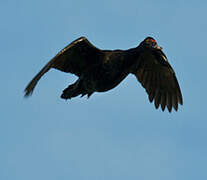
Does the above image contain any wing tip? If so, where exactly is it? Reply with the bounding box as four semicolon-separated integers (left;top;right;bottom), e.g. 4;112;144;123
149;93;183;113
24;86;34;98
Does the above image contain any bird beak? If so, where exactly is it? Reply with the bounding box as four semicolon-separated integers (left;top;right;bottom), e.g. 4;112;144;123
155;44;163;50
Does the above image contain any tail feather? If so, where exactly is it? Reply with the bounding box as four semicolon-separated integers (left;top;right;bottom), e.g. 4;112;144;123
24;60;54;97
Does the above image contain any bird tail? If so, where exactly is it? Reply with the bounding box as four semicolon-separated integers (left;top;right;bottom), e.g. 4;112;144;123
24;60;54;97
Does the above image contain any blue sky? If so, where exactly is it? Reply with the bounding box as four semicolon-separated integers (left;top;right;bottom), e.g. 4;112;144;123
1;0;207;179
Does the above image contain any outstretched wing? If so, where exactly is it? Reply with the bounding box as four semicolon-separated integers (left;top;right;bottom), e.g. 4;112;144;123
133;48;183;112
24;37;102;97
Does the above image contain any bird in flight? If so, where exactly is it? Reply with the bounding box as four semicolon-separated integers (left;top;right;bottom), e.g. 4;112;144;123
24;36;183;112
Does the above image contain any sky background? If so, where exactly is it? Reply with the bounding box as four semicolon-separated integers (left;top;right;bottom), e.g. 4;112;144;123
1;0;207;179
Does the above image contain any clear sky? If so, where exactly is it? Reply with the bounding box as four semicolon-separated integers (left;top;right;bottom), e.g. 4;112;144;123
1;0;207;179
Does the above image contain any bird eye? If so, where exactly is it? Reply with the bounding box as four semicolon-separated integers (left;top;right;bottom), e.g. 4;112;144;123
145;38;157;48
152;42;156;47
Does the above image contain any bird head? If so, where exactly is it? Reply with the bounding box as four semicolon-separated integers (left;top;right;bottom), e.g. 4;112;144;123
141;37;163;50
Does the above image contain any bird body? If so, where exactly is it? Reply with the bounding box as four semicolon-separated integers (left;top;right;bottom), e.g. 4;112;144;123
24;36;183;112
91;50;135;92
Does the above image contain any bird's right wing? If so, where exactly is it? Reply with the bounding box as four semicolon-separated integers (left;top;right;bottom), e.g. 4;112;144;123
132;48;183;112
24;37;102;97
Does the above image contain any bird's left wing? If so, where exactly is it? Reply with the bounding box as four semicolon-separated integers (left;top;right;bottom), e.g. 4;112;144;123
132;48;183;112
24;37;102;97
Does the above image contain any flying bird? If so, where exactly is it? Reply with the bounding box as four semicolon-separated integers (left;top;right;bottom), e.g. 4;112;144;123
24;36;183;112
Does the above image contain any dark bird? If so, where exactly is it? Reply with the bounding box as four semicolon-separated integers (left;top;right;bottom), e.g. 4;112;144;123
24;36;183;112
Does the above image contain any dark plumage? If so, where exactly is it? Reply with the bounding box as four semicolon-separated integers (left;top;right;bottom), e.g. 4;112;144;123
24;36;183;112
